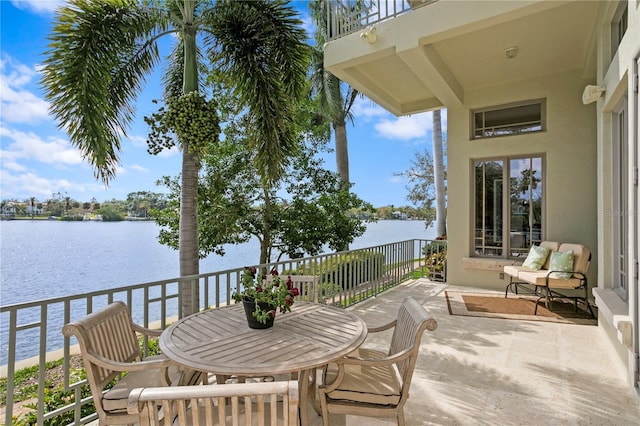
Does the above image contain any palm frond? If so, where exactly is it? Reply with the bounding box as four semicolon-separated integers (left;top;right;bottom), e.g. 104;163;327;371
41;0;164;183
204;0;310;183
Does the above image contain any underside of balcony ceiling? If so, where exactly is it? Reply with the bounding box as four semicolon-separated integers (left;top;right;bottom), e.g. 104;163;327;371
324;0;599;116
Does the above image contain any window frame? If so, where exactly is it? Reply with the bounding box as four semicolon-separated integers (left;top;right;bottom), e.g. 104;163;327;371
470;99;546;140
472;155;545;259
612;98;629;301
610;1;628;59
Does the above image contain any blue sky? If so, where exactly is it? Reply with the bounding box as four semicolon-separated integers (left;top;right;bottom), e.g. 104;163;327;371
0;0;446;208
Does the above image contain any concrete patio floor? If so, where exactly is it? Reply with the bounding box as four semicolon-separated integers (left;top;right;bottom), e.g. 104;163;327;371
310;278;640;426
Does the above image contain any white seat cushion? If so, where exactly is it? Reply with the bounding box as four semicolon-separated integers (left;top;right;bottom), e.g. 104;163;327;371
102;356;181;413
517;270;583;289
324;348;401;406
504;265;529;278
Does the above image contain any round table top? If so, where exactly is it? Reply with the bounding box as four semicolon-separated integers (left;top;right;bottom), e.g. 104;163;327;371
160;302;368;376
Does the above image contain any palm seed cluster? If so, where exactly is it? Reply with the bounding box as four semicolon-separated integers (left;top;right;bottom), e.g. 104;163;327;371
145;91;220;156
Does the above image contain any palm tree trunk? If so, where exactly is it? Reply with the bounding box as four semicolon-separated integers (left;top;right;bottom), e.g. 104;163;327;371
260;187;272;266
180;27;200;316
432;109;446;237
334;122;350;183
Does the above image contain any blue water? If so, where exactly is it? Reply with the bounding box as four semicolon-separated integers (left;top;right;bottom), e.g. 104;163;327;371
0;220;433;305
0;219;434;363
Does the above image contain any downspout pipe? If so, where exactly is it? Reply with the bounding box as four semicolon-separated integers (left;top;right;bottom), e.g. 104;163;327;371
633;55;639;394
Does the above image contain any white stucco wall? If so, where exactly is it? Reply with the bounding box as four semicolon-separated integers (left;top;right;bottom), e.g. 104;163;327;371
446;69;598;291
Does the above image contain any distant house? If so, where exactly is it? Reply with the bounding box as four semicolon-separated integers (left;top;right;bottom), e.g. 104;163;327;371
25;204;44;216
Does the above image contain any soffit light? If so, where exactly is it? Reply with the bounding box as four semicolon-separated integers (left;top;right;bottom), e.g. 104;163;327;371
361;26;377;44
505;46;518;59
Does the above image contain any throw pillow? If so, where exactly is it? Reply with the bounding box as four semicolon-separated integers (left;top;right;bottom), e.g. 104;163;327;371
522;245;550;270
548;250;574;279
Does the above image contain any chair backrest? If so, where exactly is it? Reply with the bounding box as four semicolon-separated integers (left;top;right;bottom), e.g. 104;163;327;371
267;274;319;303
128;380;299;426
539;241;561;269
388;297;438;393
62;301;141;403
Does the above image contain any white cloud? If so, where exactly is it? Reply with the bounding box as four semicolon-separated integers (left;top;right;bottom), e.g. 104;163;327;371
352;97;389;120
157;145;181;158
0;169;71;200
0;55;50;124
388;175;403;184
374;113;432;141
130;164;149;172
10;0;64;14
127;135;149;148
0;126;83;166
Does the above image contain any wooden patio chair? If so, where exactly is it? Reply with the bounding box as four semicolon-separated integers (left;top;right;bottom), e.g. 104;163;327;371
266;274;320;303
62;301;202;425
127;380;299;426
318;296;437;426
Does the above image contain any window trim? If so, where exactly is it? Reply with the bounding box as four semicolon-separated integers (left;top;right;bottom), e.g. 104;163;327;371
470;98;546;140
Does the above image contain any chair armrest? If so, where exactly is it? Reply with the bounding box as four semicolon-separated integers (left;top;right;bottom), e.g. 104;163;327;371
86;351;172;372
337;347;413;367
131;322;163;337
366;318;397;333
545;270;587;288
321;348;414;394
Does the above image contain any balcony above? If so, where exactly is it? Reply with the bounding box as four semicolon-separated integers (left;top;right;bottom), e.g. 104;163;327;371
324;0;599;115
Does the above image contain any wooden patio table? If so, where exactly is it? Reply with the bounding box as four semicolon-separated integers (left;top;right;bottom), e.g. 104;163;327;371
160;302;368;425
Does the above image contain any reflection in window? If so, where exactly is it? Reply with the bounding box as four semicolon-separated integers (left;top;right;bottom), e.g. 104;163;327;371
474;157;543;257
472;100;545;139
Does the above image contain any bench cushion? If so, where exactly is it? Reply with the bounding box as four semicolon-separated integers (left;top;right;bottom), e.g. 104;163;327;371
324;348;401;406
517;270;583;289
504;265;530;278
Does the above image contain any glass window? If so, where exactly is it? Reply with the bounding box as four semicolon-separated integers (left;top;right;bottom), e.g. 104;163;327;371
611;2;628;58
472;99;545;139
474;156;543;257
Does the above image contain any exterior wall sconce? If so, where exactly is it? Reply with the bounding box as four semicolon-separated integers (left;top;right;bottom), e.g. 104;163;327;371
361;26;377;44
582;85;606;104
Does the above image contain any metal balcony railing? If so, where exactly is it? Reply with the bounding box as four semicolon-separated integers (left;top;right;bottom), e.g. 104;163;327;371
326;0;438;41
1;239;446;425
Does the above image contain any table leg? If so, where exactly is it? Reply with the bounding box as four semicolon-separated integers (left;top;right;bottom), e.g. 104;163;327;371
298;369;310;426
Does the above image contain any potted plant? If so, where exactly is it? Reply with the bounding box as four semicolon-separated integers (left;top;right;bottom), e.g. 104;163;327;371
233;267;299;328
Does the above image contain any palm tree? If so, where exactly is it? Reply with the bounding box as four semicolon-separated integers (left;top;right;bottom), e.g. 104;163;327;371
309;0;359;185
29;197;36;219
42;0;308;315
432;109;446;237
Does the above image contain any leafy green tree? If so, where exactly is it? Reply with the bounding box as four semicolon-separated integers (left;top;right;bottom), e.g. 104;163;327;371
152;83;374;264
98;205;125;221
396;149;437;229
42;0;309;315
